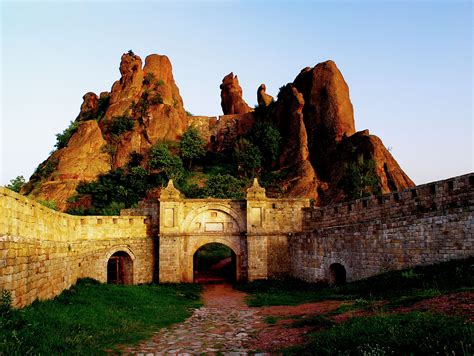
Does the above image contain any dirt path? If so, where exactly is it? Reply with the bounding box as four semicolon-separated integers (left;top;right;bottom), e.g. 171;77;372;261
122;284;260;354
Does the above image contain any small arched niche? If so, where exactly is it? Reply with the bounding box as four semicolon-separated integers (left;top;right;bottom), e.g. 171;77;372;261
329;263;347;285
107;251;133;285
193;243;236;283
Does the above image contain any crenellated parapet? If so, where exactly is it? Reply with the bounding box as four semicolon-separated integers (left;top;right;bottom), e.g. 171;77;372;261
302;173;473;231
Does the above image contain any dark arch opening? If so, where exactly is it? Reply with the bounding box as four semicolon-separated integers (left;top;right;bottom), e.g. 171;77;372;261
193;243;236;283
329;263;347;285
107;251;133;285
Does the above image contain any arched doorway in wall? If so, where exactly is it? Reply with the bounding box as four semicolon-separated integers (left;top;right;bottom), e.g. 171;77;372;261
193;243;236;283
107;251;133;285
329;263;347;285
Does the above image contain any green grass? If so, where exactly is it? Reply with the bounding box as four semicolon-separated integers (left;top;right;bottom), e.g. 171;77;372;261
0;279;202;355
236;257;474;307
284;312;473;355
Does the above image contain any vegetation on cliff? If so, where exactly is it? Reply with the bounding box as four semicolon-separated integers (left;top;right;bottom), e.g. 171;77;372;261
18;51;415;212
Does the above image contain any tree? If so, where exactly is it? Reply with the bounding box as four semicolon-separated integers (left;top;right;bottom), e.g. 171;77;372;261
149;143;185;181
340;154;381;200
5;176;25;193
179;126;206;169
250;121;281;164
55;121;79;149
234;138;262;178
202;174;245;199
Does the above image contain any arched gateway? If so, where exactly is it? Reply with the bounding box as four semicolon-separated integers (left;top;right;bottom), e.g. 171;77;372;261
157;179;310;283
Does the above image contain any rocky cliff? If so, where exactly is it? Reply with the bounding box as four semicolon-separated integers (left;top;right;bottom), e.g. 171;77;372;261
22;52;189;210
22;52;414;210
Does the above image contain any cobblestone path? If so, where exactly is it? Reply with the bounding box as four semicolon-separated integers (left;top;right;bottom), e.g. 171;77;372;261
122;284;262;355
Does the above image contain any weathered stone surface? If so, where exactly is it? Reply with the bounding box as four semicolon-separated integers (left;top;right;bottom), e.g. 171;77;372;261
77;92;99;121
333;130;415;194
25;52;190;205
293;60;355;148
1;173;473;308
273;84;318;200
26;120;111;210
110;52;144;105
293;173;473;283
24;54;414;209
257;84;273;107
220;72;252;115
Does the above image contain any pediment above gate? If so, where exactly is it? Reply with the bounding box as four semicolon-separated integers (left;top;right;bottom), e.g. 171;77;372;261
185;209;241;234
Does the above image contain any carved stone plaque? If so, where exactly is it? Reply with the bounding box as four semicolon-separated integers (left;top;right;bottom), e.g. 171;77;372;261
205;222;224;232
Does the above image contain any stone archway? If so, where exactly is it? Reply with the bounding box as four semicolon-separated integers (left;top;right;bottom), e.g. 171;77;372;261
107;251;133;285
104;246;136;284
193;242;237;283
329;263;347;285
179;206;245;283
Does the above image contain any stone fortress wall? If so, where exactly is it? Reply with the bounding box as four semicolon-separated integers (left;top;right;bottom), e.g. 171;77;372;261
0;187;154;307
291;173;474;282
1;173;473;308
188;113;255;150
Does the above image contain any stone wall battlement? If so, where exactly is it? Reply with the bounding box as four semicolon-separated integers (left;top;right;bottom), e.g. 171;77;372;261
303;173;473;231
1;187;149;241
0;187;153;307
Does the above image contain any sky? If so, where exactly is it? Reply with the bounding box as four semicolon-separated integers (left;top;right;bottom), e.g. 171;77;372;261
1;0;472;186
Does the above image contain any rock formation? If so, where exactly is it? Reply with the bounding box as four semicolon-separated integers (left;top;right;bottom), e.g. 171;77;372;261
220;73;252;115
257;84;273;107
22;53;414;210
267;60;413;203
23;51;189;208
272;84;318;199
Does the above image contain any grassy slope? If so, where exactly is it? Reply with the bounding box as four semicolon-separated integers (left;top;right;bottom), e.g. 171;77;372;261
236;257;474;307
237;258;474;355
0;279;201;355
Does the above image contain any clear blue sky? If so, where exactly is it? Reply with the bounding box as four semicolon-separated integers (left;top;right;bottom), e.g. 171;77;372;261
1;0;472;186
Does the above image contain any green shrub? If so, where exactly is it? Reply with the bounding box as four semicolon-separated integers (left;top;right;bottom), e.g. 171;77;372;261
34;157;59;180
249;121;281;163
149;143;185;181
339;154;381;200
201;174;246;199
234;138;262;178
288;313;473;355
142;72;156;86
105;115;134;137
69;167;157;215
5;175;25;193
38;200;57;211
96;94;110;121
179;126;206;169
55;120;79;149
149;92;163;105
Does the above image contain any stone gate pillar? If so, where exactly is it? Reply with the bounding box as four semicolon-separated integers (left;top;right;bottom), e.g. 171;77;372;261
159;180;183;282
246;178;269;281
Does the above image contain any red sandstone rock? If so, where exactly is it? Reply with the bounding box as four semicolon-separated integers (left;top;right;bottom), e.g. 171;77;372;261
257;84;273;107
25;51;190;208
293;61;355;177
24;54;414;210
220;73;252;115
77;92;99;121
26;120;111;210
272;84;318;200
